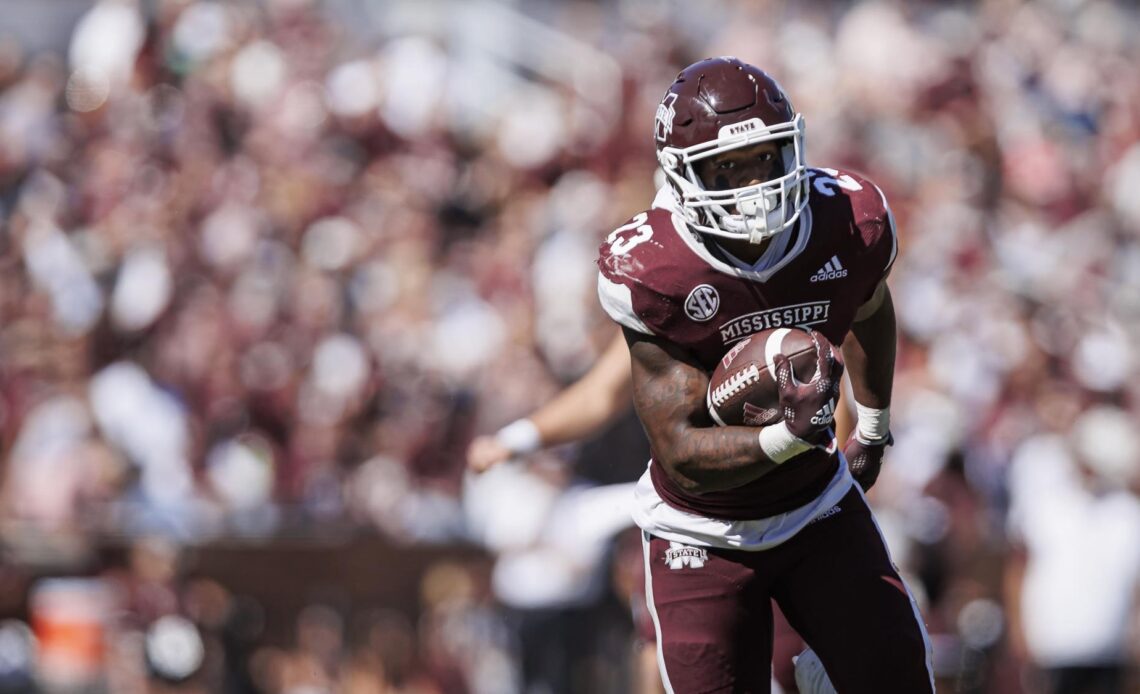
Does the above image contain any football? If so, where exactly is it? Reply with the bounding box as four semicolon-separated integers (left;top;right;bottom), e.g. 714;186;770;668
706;327;821;426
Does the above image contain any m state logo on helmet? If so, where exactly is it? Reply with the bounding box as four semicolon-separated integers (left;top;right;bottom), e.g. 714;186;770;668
655;92;679;142
655;57;810;245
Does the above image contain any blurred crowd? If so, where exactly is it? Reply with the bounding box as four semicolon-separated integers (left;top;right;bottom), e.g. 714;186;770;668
0;0;1139;691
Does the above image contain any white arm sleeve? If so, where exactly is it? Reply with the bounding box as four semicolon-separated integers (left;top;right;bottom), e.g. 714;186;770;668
597;273;654;335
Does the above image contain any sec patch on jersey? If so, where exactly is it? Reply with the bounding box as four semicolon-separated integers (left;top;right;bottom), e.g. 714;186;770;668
706;327;819;426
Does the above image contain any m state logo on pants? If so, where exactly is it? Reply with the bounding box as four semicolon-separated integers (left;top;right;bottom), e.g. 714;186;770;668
665;542;708;569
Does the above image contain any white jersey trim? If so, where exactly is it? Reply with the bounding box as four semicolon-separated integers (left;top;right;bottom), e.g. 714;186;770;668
714;225;794;273
642;532;677;694
631;456;854;551
651;184;678;211
597;273;654;335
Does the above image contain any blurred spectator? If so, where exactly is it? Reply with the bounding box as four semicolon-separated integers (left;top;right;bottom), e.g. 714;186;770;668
1004;410;1140;694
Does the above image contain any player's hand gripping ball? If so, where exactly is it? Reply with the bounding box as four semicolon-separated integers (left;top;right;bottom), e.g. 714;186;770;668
707;328;843;441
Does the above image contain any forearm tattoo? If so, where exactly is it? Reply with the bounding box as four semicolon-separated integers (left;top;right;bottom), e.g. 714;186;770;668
625;329;782;492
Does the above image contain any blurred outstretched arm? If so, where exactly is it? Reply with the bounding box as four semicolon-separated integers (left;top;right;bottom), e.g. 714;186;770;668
467;329;633;473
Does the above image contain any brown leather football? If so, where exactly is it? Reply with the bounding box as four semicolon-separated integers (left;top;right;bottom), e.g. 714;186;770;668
706;327;820;426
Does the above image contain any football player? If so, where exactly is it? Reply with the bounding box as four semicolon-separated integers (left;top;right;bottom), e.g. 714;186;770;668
596;57;933;692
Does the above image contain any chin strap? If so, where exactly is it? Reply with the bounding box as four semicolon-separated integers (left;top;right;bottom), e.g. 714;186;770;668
747;221;774;245
726;193;783;244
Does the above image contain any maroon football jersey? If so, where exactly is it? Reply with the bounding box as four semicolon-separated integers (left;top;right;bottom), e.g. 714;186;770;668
597;167;897;520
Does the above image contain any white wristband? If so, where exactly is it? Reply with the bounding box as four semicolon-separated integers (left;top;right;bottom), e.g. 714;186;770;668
758;422;813;463
496;418;542;455
854;403;890;443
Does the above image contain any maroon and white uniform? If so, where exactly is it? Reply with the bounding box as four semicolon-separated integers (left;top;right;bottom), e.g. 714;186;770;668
598;171;935;693
617;57;933;693
598;167;896;546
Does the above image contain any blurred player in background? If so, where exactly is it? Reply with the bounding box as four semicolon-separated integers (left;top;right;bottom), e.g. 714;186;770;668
468;331;633;477
596;57;931;692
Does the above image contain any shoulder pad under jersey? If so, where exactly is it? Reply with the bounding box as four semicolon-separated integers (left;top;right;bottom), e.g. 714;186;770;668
596;207;692;335
807;167;898;280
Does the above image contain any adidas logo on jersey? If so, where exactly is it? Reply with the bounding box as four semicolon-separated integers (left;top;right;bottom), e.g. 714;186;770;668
809;256;848;282
810;400;835;426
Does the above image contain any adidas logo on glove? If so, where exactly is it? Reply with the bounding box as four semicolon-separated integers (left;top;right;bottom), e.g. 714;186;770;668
810;400;836;426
